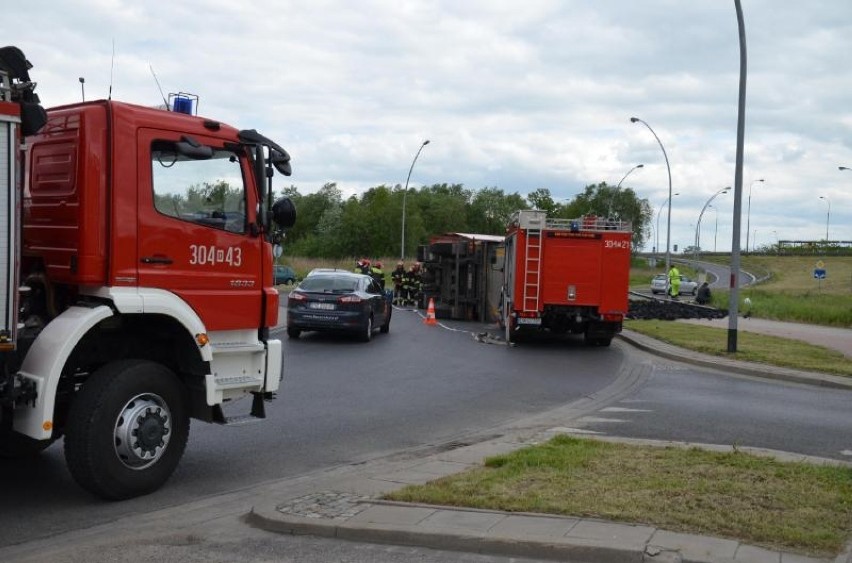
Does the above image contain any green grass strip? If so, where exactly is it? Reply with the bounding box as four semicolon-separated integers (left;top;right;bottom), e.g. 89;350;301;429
386;436;852;556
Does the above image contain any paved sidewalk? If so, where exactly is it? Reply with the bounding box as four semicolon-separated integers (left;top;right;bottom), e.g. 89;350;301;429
248;328;852;563
675;317;852;359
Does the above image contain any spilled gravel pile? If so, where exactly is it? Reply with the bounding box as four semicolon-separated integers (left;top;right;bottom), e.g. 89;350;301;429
627;299;728;321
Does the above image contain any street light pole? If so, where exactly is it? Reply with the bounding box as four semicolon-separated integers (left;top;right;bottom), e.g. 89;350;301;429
608;164;644;217
728;0;748;353
745;178;763;253
400;140;430;260
655;193;679;256
695;187;729;259
631;117;672;271
710;205;719;253
819;195;831;241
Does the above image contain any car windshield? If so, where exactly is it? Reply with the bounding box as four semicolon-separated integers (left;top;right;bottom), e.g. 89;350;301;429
298;276;359;293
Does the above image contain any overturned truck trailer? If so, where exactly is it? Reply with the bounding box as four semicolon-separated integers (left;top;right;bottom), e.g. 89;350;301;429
417;233;505;322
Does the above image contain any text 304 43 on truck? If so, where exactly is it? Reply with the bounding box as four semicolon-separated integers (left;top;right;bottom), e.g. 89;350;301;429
0;46;296;500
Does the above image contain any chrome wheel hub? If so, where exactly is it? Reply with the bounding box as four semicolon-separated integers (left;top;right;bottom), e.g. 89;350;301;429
113;393;172;470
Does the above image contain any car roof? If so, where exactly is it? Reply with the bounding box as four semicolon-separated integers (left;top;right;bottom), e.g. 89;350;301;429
306;268;353;276
304;270;372;281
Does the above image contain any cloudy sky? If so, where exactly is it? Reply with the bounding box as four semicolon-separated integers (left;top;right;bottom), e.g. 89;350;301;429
8;0;852;252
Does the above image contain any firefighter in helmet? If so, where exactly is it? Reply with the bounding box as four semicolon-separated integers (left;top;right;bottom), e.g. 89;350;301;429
402;262;423;307
370;260;385;289
355;258;371;275
391;261;405;305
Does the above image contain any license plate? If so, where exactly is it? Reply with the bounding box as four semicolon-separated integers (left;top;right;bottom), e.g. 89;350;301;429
516;317;541;325
309;302;336;310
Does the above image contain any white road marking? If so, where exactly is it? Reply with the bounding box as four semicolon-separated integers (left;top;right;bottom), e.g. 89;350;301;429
546;427;603;435
577;417;628;424
601;407;653;413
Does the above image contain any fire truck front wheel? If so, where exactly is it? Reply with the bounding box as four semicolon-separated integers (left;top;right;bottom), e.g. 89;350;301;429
64;360;190;500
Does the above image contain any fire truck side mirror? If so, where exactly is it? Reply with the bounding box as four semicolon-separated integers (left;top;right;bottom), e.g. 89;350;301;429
271;197;296;229
270;149;292;177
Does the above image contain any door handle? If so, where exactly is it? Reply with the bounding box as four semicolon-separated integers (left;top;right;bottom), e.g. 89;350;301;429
141;256;173;265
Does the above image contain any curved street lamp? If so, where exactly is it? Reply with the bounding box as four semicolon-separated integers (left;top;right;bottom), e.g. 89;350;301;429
631;117;673;271
655;193;679;256
708;204;719;252
744;178;764;253
400;140;430;260
819;195;831;241
695;187;730;258
608;164;644;217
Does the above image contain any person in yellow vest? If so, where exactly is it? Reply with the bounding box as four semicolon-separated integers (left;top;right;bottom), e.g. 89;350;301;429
369;261;385;289
668;264;681;299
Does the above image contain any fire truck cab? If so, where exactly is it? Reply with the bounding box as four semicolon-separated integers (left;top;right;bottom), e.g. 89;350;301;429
0;46;296;499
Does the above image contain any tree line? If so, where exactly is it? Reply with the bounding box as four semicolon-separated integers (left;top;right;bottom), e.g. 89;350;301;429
277;182;653;259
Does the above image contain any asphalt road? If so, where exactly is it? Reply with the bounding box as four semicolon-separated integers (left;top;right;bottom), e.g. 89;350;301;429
0;305;624;548
564;349;852;461
2;304;852;561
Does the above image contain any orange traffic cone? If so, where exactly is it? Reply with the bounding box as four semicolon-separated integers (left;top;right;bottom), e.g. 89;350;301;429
424;298;437;325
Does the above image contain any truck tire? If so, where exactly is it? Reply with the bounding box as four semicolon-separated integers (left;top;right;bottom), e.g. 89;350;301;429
64;360;189;500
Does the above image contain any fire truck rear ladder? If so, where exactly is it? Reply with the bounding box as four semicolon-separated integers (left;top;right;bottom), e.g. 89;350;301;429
522;228;542;312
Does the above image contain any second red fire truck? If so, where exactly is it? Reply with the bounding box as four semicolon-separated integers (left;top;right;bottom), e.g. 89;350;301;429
500;210;632;346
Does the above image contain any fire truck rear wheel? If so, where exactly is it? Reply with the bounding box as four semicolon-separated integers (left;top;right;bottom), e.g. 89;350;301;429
64;360;189;500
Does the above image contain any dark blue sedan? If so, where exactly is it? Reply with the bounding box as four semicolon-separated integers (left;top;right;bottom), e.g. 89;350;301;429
286;271;392;342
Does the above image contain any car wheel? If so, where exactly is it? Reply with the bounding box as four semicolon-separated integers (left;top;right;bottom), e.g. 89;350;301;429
359;315;373;342
287;327;301;339
64;360;189;500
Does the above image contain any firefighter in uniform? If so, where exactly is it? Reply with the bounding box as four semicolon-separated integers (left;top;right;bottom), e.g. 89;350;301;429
355;258;370;275
401;265;416;307
391;261;406;305
370;261;385;289
402;262;423;307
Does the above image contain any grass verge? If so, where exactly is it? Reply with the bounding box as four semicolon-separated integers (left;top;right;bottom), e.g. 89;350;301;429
623;320;852;377
385;436;852;556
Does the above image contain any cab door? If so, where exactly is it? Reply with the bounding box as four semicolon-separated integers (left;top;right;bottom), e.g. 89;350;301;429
136;128;263;330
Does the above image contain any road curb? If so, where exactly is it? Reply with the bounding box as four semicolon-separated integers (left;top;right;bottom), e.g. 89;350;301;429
617;330;852;390
247;501;650;563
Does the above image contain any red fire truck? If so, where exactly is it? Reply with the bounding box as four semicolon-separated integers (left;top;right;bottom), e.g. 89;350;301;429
500;210;632;346
0;46;295;499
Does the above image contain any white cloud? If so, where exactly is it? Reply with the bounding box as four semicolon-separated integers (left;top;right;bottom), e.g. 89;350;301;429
6;0;852;248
